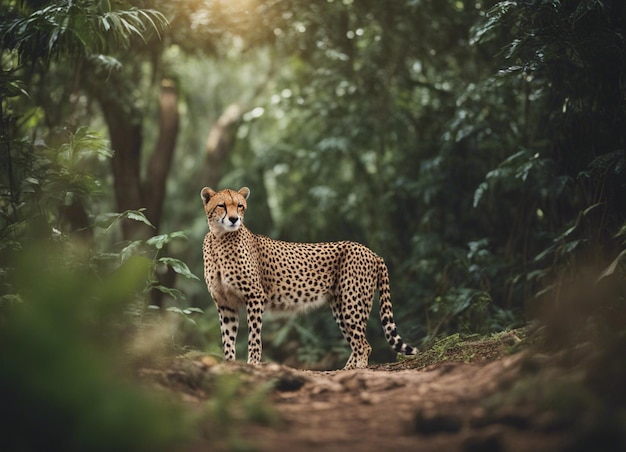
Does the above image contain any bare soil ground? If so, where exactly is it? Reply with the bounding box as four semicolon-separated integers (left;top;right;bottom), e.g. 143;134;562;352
140;330;593;451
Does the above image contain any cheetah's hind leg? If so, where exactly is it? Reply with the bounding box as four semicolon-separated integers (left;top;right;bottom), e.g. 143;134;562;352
329;299;372;370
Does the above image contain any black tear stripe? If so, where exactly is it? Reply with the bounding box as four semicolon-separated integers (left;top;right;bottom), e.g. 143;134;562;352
207;205;219;218
208;203;227;223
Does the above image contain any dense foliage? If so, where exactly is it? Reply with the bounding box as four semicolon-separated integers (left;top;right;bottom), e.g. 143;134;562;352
1;0;624;405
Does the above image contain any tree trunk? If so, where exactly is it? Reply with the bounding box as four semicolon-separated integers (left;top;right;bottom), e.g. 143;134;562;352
99;79;180;240
99;79;180;307
99;94;150;240
144;79;180;230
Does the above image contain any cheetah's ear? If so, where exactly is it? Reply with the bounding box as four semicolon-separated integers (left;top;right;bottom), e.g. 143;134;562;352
201;187;216;204
238;187;250;200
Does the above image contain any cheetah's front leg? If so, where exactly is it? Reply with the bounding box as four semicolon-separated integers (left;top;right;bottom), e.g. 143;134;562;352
217;305;239;361
246;300;265;365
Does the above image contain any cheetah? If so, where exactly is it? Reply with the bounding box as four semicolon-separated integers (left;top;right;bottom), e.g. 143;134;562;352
201;186;418;369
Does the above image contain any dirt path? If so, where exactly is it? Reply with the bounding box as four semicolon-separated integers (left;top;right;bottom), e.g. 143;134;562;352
242;356;566;452
143;331;579;451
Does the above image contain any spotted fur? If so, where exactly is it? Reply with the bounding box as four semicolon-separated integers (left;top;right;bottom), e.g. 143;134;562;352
201;186;418;369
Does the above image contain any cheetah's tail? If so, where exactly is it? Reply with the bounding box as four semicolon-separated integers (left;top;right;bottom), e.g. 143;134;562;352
377;258;418;356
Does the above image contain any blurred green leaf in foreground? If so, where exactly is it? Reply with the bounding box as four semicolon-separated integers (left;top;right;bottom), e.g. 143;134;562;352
0;243;192;452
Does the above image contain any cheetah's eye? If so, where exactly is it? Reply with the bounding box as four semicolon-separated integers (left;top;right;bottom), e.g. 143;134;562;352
217;203;226;209
238;204;244;210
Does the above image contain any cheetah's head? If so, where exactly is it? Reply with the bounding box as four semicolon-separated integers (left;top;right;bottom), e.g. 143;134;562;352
201;186;250;237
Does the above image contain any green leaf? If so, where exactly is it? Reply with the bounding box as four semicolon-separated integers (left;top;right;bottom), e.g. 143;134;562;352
93;212;123;230
115;240;146;265
169;231;189;240
473;181;489;208
152;285;185;300
534;243;556;263
596;249;626;283
158;257;200;281
146;231;189;250
94;209;154;231
126;210;155;228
